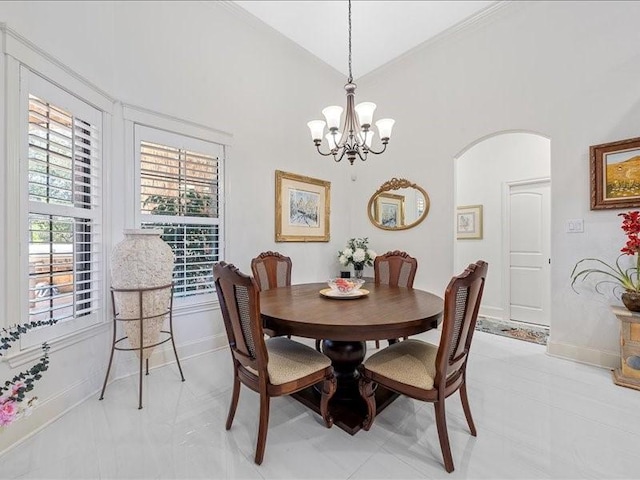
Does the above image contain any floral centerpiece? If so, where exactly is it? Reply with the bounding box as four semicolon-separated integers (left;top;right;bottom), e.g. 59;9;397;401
571;211;640;310
338;237;377;279
0;320;54;428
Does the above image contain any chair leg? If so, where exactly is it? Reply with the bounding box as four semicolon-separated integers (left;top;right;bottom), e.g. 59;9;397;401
459;380;477;436
358;371;376;431
320;374;337;428
315;339;322;352
434;400;455;473
226;373;241;430
375;340;380;349
255;393;270;465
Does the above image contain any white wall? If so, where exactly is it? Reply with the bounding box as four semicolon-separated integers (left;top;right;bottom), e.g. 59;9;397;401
0;1;350;451
352;1;640;367
455;132;550;321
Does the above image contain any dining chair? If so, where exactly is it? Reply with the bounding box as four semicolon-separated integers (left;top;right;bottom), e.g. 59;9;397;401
213;261;337;465
358;260;488;473
251;251;292;292
251;251;292;338
373;250;418;347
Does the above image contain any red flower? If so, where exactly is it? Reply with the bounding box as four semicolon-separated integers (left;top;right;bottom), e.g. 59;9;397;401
620;211;640;255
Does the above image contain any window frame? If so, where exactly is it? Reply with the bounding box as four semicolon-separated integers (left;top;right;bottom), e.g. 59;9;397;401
18;68;105;349
125;109;231;309
2;26;114;360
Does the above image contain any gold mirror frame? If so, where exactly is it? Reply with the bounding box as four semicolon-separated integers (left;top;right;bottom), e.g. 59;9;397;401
367;178;430;231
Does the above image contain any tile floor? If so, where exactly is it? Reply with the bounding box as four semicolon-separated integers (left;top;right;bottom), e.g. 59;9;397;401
2;329;639;479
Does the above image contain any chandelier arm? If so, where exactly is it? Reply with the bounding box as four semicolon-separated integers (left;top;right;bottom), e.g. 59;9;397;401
336;147;348;163
364;142;388;155
315;144;336;157
356;148;368;162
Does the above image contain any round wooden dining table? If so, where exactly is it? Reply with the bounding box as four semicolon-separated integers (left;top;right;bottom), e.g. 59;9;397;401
260;282;443;434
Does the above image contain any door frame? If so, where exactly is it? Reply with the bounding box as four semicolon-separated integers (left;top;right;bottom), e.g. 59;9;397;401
501;177;551;324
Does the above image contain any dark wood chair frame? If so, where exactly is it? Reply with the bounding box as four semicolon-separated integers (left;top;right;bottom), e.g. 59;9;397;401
214;261;337;465
359;260;488;473
373;250;419;346
251;251;293;339
250;251;292;292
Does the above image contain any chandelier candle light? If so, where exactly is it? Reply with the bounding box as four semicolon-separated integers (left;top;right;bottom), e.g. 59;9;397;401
307;0;395;165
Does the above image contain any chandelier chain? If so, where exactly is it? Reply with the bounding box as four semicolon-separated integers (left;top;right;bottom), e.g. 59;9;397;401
348;0;353;83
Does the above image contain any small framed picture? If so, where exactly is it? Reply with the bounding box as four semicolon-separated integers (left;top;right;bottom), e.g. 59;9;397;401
374;192;405;228
275;170;330;242
456;205;483;240
590;136;640;210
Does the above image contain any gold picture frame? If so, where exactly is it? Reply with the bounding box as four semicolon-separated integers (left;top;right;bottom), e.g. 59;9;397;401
590;136;640;210
275;170;330;242
374;192;405;228
456;205;483;240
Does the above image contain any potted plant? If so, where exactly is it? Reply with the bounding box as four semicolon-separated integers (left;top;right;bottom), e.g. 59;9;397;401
338;238;376;279
571;211;640;311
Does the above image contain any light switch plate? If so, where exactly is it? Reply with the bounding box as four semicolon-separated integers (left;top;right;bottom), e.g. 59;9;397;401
566;219;584;233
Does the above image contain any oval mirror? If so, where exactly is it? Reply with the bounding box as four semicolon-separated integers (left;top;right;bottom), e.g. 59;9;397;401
367;178;430;231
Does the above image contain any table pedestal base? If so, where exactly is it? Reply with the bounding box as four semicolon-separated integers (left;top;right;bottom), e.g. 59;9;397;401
293;383;398;435
298;339;398;435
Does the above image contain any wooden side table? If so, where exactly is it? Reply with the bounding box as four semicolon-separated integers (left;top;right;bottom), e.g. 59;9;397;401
611;306;640;391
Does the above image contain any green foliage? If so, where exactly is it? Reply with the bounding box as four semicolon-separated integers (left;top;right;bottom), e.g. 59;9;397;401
570;254;640;297
0;320;56;403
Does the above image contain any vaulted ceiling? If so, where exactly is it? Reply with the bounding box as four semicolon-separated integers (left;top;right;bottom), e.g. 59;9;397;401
232;1;500;79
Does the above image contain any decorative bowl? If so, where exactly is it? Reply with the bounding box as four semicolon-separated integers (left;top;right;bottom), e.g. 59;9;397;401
327;277;365;295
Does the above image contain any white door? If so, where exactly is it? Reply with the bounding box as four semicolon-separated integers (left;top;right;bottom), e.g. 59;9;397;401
508;181;550;326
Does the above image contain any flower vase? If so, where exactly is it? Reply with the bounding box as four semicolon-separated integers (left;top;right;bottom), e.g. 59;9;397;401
622;291;640;312
110;229;175;360
353;264;364;279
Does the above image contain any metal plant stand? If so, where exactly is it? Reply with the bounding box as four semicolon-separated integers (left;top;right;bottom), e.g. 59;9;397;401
99;284;185;409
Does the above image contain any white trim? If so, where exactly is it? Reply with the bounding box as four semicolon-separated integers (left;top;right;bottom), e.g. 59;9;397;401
3;56;21;332
547;341;618;370
1;24;114;112
479;305;504;321
0;28;6;330
5;322;110;368
122;103;233;146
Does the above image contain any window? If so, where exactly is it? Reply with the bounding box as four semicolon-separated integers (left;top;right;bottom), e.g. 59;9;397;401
136;126;223;299
25;72;103;331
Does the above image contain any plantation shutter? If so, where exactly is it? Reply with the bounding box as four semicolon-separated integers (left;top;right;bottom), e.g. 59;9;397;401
27;74;102;325
137;127;223;298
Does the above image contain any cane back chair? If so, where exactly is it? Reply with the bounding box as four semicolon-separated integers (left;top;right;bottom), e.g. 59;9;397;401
373;250;418;346
213;261;337;465
359;260;488;473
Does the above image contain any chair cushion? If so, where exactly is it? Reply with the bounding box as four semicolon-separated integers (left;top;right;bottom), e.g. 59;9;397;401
248;337;331;385
363;339;438;390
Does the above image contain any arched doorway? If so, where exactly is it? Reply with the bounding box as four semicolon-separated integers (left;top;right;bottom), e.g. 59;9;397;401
454;131;551;344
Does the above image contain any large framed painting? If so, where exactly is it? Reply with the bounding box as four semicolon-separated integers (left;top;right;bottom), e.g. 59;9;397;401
456;205;483;240
591;137;640;210
374;192;405;228
275;170;330;242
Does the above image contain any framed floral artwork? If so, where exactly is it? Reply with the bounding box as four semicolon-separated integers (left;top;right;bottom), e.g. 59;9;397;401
591;136;640;210
275;170;330;242
456;205;483;239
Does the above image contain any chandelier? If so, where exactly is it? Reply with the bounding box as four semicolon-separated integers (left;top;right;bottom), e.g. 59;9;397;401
307;0;395;165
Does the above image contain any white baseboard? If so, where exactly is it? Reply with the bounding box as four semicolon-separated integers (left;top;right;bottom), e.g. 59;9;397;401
0;333;227;456
479;305;504;321
547;340;619;369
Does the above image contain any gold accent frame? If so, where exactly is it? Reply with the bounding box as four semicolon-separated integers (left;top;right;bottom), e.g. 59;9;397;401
367;178;430;231
456;205;483;240
275;170;330;242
